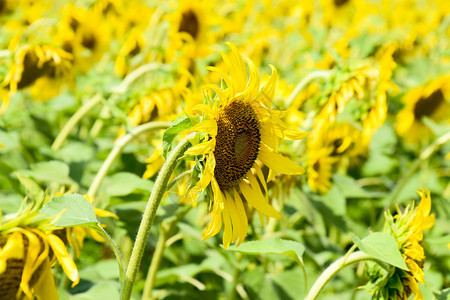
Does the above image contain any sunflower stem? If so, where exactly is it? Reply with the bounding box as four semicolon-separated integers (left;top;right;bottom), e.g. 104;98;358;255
305;251;384;300
385;131;450;209
51;93;103;151
285;70;333;108
87;121;171;202
120;133;194;300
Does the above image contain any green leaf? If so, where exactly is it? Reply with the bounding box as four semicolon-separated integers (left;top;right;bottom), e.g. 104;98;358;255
69;282;120;300
39;194;98;227
162;115;199;159
350;232;408;270
17;160;74;185
227;238;305;265
103;172;153;196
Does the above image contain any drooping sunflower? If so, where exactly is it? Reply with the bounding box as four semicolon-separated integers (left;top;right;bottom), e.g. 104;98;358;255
368;188;435;299
396;75;450;144
182;43;308;248
0;197;80;300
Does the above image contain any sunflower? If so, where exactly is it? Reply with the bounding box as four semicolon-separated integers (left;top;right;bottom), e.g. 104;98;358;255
368;189;435;299
56;3;111;72
3;44;73;93
182;43;308;248
165;0;219;69
306;122;363;194
0;197;80;300
396;75;450;144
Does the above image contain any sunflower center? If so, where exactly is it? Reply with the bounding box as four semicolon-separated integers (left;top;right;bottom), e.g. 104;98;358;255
214;101;261;191
178;10;199;39
413;89;444;120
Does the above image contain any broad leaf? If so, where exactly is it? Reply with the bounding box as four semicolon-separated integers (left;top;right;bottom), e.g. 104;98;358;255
18;160;74;184
104;172;153;196
351;232;408;270
227;238;305;265
39;194;98;227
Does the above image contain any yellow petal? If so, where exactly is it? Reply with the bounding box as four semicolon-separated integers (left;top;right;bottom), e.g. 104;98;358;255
225;192;240;244
31;258;59;300
221;196;233;250
255;65;277;108
47;234;79;287
20;230;42;299
233;189;248;246
94;208;119;219
192;103;219;120
202;85;228;107
259;144;305;175
0;232;24;274
205;66;233;97
224;42;247;94
239;180;281;220
185;139;215;156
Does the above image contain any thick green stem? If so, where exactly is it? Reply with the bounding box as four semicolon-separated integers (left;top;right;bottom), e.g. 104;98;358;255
51;93;103;150
285;70;333;108
120;133;193;300
385;131;450;208
305;251;383;300
87;121;171;201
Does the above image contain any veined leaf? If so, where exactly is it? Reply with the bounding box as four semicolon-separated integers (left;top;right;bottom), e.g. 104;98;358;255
351;232;408;270
39;194;98;227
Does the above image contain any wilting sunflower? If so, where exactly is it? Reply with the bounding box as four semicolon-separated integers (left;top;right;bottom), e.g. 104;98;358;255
367;189;435;299
182;43;308;248
4;44;73;93
0;196;79;300
396;75;450;144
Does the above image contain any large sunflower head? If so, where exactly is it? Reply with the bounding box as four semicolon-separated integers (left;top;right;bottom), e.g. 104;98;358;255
182;42;308;248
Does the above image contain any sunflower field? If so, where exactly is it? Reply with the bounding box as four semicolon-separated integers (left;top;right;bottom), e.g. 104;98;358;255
0;0;449;299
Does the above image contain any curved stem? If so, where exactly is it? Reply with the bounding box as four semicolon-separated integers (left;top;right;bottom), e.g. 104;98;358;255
385;131;450;208
87;121;171;201
120;133;194;300
305;251;383;300
51;93;103;150
285;70;333;108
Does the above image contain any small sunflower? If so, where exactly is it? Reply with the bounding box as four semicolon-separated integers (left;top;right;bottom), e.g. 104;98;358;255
306;122;363;194
396;75;450;144
182;43;308;248
368;188;435;299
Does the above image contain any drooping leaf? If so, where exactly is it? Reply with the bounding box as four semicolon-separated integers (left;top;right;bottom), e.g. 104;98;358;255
351;232;408;270
227;238;305;265
39;193;97;227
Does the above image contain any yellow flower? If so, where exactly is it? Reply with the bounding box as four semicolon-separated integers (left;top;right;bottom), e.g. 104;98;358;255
306;122;364;194
3;44;73;93
0;197;80;299
396;75;450;144
307;147;338;194
381;188;435;299
55;3;111;72
182;43;308;248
